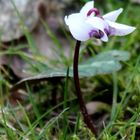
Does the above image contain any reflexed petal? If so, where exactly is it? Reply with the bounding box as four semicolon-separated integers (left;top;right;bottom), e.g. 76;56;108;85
100;32;108;42
64;13;93;41
103;8;123;22
107;20;136;36
86;17;109;42
86;17;109;32
80;1;94;17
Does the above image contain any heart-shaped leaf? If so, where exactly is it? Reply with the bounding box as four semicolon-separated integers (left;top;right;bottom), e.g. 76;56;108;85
82;50;130;64
11;50;130;91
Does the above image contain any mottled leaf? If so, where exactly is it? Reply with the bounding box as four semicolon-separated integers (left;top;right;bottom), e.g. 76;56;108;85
11;50;130;91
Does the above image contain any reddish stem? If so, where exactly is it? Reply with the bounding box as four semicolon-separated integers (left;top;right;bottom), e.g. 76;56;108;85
73;40;97;135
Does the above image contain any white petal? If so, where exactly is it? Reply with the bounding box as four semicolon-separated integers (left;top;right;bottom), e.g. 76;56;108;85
64;13;93;41
100;32;108;42
86;17;109;42
80;1;94;17
107;20;136;36
103;8;123;22
86;17;108;32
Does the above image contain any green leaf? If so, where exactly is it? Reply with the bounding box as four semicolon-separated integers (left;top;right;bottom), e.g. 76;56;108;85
82;50;130;65
11;50;130;91
76;60;121;77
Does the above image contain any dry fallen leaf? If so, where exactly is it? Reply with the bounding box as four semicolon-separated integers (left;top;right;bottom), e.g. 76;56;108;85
86;101;111;115
0;0;72;80
131;0;140;4
0;0;41;42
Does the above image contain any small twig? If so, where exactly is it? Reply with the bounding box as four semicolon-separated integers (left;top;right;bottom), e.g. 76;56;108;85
73;40;97;135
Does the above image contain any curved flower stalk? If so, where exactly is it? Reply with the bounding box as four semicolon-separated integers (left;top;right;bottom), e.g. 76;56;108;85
65;1;136;42
64;1;136;136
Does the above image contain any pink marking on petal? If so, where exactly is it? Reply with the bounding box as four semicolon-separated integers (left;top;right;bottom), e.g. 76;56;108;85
89;29;104;39
104;28;110;36
89;30;98;38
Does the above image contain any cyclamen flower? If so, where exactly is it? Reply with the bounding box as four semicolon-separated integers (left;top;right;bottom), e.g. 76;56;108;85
64;1;136;42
